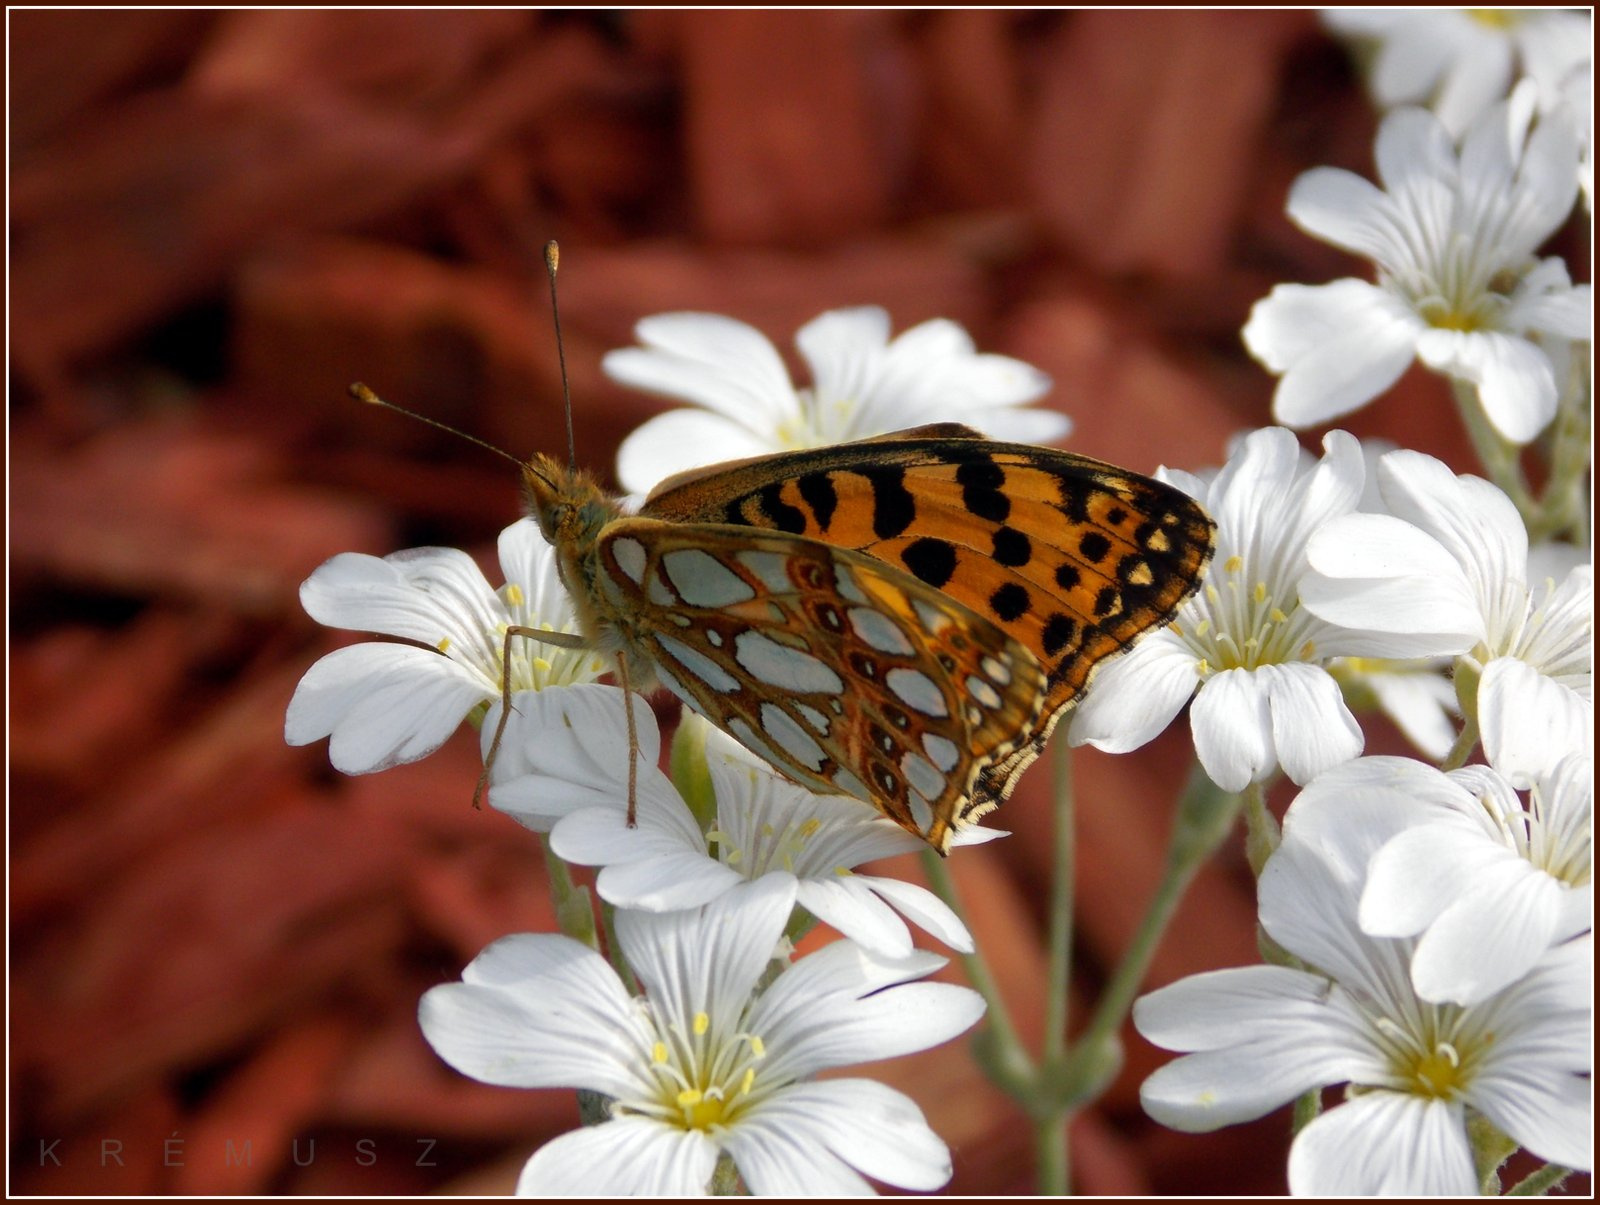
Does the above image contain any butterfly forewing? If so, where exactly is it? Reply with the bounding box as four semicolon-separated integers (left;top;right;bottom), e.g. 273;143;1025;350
594;520;1048;851
639;426;1215;719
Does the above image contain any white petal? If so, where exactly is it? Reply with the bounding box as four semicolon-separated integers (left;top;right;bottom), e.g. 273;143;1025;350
1359;824;1504;938
299;546;503;648
418;935;645;1098
1415;328;1558;444
1242;281;1421;428
1518;281;1592;341
1068;634;1198;753
722;1110;874;1196
593;846;743;912
1288;1093;1475;1194
732;1079;952;1194
1301;523;1483;655
617;407;778;497
750;943;980;1080
1190;668;1273;792
1378;451;1528;587
1259;838;1392;993
1282;755;1459;881
1480;657;1594;783
1374;104;1459;194
795;306;892;415
620;876;796;1035
796;876;913;958
1471;1049;1594;1172
1409;858;1564;1004
1138;1015;1368;1133
603;311;797;426
1432;34;1514;137
1264;662;1364;786
1367;20;1457;107
852;874;974;953
284;643;489;772
517;1119;720;1196
1135;964;1345;1050
1285;167;1404;263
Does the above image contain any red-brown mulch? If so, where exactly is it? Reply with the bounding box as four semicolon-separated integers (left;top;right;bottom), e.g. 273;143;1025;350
12;10;1521;1196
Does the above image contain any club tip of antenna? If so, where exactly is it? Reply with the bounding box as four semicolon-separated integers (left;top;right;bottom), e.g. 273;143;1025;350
349;382;382;406
543;240;560;276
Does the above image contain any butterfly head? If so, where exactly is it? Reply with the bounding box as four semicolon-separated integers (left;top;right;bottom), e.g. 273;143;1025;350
521;454;616;551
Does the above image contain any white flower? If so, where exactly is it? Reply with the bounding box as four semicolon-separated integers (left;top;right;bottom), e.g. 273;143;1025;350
1322;9;1592;137
1300;448;1592;730
285;519;605;773
604;307;1068;495
1135;777;1593;1194
1243;90;1589;443
489;695;974;957
418;876;986;1195
1070;427;1368;793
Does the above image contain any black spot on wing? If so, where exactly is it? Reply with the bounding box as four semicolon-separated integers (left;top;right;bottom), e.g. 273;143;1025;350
797;472;838;531
902;537;957;588
863;466;916;539
1042;613;1077;657
758;482;807;533
956;459;1009;522
990;583;1031;622
1055;563;1080;591
992;526;1032;567
1078;531;1111;564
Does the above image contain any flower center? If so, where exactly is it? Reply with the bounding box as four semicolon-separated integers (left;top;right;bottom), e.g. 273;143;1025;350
1466;8;1522;30
1369;1006;1483;1103
1401;1041;1468;1100
1386;225;1534;334
1173;554;1318;675
625;1009;771;1133
776;388;863;449
715;815;824;878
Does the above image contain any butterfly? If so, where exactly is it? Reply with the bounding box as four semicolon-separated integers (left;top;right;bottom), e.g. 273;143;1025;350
515;422;1215;853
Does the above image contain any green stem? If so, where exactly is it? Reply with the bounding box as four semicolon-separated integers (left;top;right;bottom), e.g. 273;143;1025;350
1033;740;1078;1195
919;848;1031;1078
1044;741;1076;1066
541;835;600;951
1438;711;1480;772
1290;1087;1322;1136
1506;1162;1575;1196
1240;780;1278;878
1452;379;1539;526
1034;1114;1068;1199
1074;767;1242;1067
1528;344;1592;544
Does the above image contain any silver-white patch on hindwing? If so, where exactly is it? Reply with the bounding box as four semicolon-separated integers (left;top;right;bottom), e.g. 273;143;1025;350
885;667;948;717
733;631;845;694
848;607;915;656
760;702;826;770
656;634;740;694
662;549;756;607
611;537;647;585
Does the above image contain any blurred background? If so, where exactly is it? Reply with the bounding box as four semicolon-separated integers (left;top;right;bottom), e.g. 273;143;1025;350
9;10;1542;1195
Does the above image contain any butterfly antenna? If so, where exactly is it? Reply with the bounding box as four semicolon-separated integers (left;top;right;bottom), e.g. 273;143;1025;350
543;240;577;471
348;383;524;469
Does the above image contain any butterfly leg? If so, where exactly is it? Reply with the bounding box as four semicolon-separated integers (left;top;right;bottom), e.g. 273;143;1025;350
473;624;590;808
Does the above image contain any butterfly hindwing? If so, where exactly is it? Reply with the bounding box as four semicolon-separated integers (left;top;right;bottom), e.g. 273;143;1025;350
594;519;1048;851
